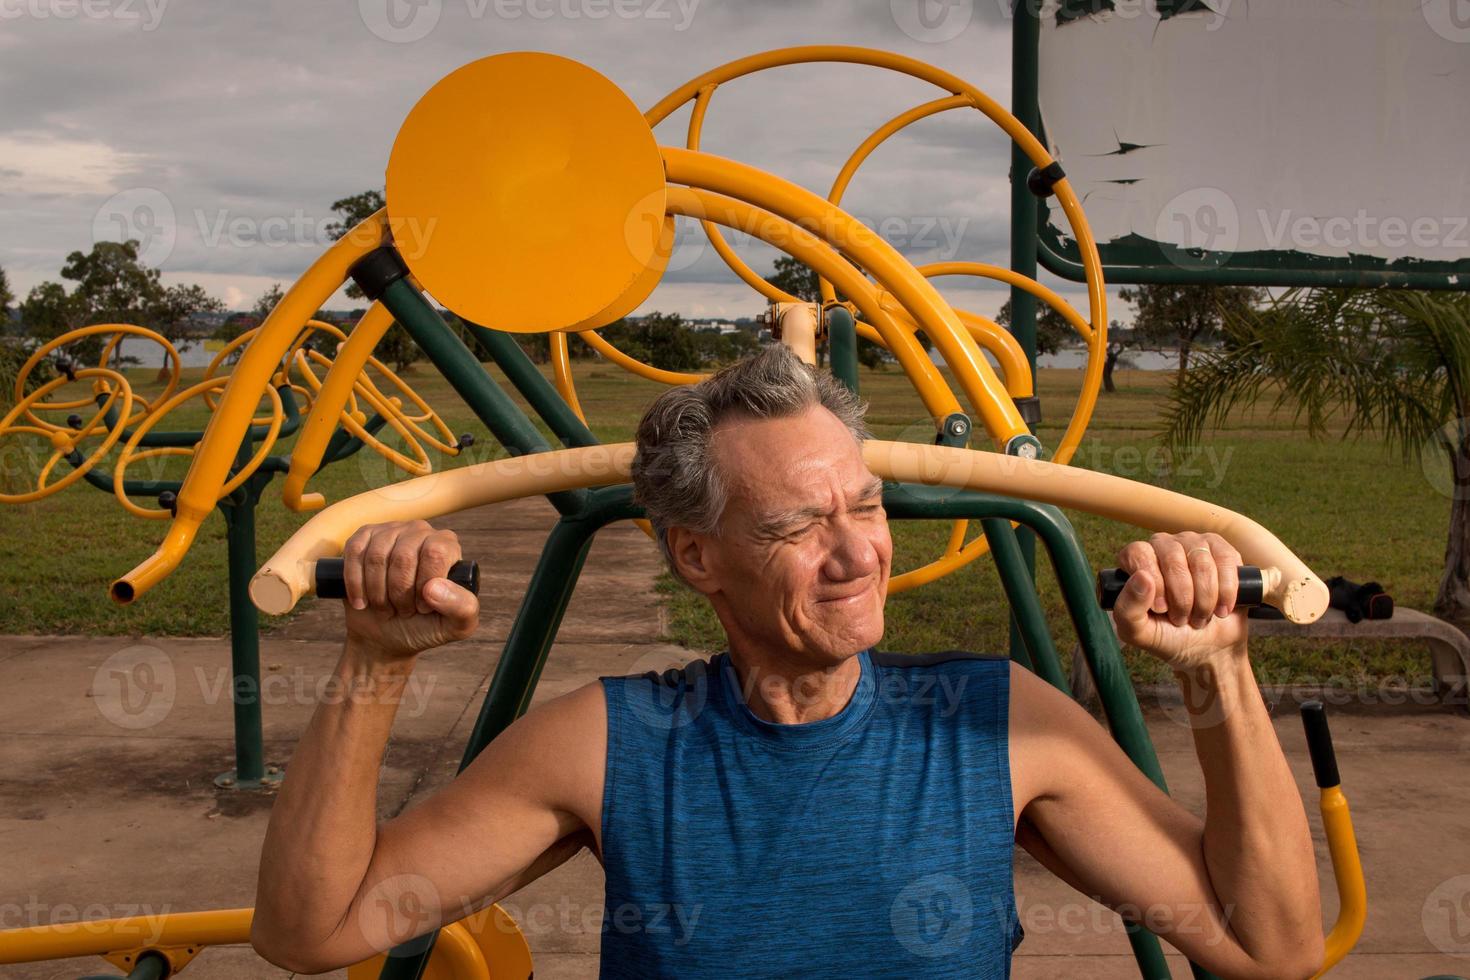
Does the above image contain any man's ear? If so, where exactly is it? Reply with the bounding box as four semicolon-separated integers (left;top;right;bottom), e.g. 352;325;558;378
667;526;718;594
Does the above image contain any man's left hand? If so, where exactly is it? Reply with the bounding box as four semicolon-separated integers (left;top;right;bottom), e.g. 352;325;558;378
1113;531;1248;671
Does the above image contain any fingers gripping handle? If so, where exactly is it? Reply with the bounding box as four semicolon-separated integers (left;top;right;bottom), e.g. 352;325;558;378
1096;565;1266;611
312;558;481;600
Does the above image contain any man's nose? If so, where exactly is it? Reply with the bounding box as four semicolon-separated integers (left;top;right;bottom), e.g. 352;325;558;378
825;522;880;580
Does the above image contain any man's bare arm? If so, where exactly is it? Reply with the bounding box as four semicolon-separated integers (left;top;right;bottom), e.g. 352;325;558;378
250;521;605;974
1010;531;1323;980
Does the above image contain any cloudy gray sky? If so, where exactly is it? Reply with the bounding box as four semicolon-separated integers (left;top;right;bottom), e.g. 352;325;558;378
0;0;1118;325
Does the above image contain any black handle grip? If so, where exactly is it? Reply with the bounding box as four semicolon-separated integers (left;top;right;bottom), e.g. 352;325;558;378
1096;565;1265;611
313;558;480;600
1300;700;1341;789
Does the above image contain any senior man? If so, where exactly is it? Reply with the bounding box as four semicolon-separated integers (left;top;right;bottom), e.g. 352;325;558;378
252;344;1324;978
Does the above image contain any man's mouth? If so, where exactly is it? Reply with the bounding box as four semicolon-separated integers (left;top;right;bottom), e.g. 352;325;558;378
819;581;872;603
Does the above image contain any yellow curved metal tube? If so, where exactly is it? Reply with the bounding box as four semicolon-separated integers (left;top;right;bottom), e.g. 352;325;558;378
0;907;522;980
645;46;1108;371
252;439;1327;623
13;325;177;432
0;907;253;967
251;443;638;614
1314;785;1366;976
113;378;283;519
548;331;587;423
682;83;793;305
662;187;962;425
112;209;389;603
664;146;1026;449
918;262;1105;470
0;367;133;504
870;304;1033;399
293;347;432;477
575;328;708;385
283;303;398;511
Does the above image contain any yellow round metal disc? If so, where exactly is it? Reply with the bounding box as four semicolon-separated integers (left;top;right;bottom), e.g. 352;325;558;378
567;211;674;331
386;52;667;333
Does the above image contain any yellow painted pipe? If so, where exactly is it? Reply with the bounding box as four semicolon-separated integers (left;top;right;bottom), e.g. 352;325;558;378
251;443;639;614
111;209;389;603
0;367;134;504
646;46;1108;370
548;330;586;422
251;440;1327;623
776;303;819;366
1314;785;1366;976
663;186;962;426
918;262;1105;471
0;908;507;980
12;325;177;432
0;907;252;965
575;327;708;386
283;303;398;511
112;377;283;519
664;147;1027;449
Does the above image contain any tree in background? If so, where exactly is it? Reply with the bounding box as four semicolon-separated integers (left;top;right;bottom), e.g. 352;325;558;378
600;313;701;371
327;190;419;373
1118;283;1264;380
0;265;13;323
1162;287;1470;627
1102;320;1130;394
0;264;22;409
20;281;84;350
995;297;1073;357
16;241;216;375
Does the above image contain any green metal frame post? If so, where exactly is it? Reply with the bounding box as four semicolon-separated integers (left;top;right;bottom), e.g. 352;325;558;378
1008;0;1044;674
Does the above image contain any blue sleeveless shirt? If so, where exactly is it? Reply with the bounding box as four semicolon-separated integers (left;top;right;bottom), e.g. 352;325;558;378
597;647;1023;978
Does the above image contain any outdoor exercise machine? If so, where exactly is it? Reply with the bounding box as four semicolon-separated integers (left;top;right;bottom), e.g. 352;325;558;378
0;318;469;787
2;47;1365;980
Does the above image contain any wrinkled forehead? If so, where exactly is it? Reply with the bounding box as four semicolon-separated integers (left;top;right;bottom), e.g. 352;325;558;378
712;410;874;513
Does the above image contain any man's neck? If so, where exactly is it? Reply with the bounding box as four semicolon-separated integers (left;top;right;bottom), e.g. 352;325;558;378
724;643;864;725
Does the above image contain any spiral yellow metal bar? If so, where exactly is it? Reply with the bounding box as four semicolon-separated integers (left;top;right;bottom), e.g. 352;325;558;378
282;303;397;511
112;377;283;519
112;209;390;603
646;45;1107;394
13;325;179;432
0;367;133;503
665;146;1026;448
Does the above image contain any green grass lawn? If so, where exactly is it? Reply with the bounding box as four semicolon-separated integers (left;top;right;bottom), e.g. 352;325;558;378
0;357;1452;689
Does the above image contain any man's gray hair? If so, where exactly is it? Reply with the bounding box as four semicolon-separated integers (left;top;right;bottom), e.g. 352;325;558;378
632;343;871;583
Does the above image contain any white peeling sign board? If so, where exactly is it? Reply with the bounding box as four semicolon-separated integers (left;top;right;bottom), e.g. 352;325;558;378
1034;0;1470;288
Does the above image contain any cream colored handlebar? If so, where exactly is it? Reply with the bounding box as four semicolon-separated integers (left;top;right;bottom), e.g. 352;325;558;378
252;440;1328;624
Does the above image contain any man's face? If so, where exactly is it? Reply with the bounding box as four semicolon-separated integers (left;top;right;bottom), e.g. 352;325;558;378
672;402;893;667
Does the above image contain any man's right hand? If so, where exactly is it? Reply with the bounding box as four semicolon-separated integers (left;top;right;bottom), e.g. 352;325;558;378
340;519;480;660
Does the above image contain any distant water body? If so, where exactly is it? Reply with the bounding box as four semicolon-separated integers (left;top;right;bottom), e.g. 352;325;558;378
117;340;1180;373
